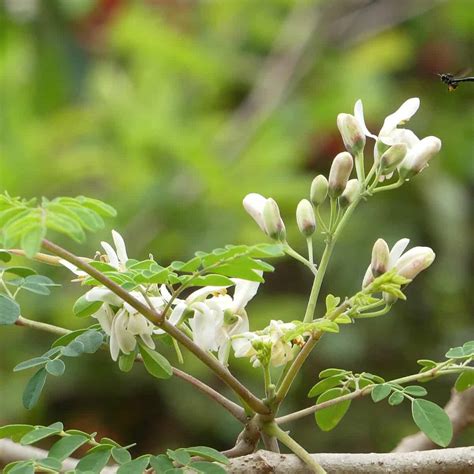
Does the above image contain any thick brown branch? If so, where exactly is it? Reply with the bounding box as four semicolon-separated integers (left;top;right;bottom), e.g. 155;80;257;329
226;447;474;473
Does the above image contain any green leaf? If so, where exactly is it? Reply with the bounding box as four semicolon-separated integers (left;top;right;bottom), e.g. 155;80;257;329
325;294;341;313
138;343;173;380
463;341;474;355
52;329;89;348
77;196;117;218
36;458;62;471
388;391;405;406
314;388;351;431
13;357;49;372
417;359;437;368
454;371;474;392
3;266;37;277
308;374;346;398
20;424;63;445
46;212;86;243
188;461;228;473
111;447;132;465
411;399;453;447
187;274;234;287
119;352;136;373
371;384;392;402
22;368;48;409
184;447;229;465
73;296;103;318
48;435;89;460
21;224;46;258
0;424;34;442
318;368;348;379
150;454;174;473
167;449;191;466
46;359;66;376
62;340;85;357
75;448;112;473
0;294;20;325
5;461;35;474
403;385;428;397
445;346;466;359
0;250;12;262
75;330;104;353
116;456;150;474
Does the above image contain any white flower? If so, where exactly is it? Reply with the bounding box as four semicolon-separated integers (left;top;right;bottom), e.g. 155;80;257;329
187;276;261;364
243;194;285;240
353;98;441;180
363;238;435;288
87;288;164;361
232;320;297;367
101;230;129;271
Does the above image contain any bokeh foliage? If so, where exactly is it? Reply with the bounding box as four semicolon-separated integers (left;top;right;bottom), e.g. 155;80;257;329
0;0;473;455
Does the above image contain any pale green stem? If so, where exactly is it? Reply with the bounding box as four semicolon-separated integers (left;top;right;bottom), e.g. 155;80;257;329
306;237;314;266
315;206;329;234
263;364;272;398
276;361;468;425
373;178;404;194
284;243;317;275
355;305;391;319
264;422;326;473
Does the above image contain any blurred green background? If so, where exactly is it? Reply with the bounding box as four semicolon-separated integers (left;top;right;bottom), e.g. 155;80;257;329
1;0;473;457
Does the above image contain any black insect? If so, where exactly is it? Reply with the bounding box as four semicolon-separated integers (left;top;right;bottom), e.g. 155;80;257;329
438;72;474;91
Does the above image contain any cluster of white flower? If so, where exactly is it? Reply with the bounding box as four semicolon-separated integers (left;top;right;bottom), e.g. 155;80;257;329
60;98;440;369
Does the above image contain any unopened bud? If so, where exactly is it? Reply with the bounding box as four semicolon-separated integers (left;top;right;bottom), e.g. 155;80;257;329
399;137;441;179
296;199;316;237
337;113;366;155
310;175;328;206
263;198;286;241
394;247;435;280
362;265;374;289
243;193;267;233
380;143;407;174
339;179;359;207
371;238;390;277
328;152;354;198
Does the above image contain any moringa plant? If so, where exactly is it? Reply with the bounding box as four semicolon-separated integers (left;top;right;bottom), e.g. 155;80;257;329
0;98;472;474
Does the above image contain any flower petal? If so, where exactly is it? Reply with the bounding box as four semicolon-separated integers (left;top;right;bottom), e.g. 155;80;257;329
231;275;261;312
112;230;128;266
85;287;123;306
354;99;377;139
101;241;120;269
379;98;420;137
388;238;410;269
243;193;268;232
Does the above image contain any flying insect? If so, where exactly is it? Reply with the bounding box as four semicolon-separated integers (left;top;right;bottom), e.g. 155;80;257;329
438;72;474;91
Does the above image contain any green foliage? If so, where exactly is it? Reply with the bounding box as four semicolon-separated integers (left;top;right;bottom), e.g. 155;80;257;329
454;371;474;392
0;194;116;258
411;399;453;447
14;329;104;409
138;342;173;380
0;294;20;325
0;422;229;474
314;388;352;431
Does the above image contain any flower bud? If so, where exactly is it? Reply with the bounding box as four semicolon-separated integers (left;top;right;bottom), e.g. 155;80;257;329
328;152;353;198
394;247;435;280
380;143;407;174
296;199;316;237
263;198;286;240
310;175;328;206
339;179;359;207
370;238;390;277
399;137;441;179
243;193;267;233
337;113;366;155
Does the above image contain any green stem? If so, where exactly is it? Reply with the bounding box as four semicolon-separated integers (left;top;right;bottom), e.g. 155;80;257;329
355;305;391;319
264;423;326;473
373;178;404;194
307;237;314;266
41;239;269;415
284;244;317;275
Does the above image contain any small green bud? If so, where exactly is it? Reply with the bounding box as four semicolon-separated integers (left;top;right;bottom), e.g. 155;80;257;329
339;179;359;207
310;175;328;206
296;199;316;237
371;238;390;277
263;198;286;241
380;143;407;174
337;113;366;155
328;152;353;198
224;309;238;325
